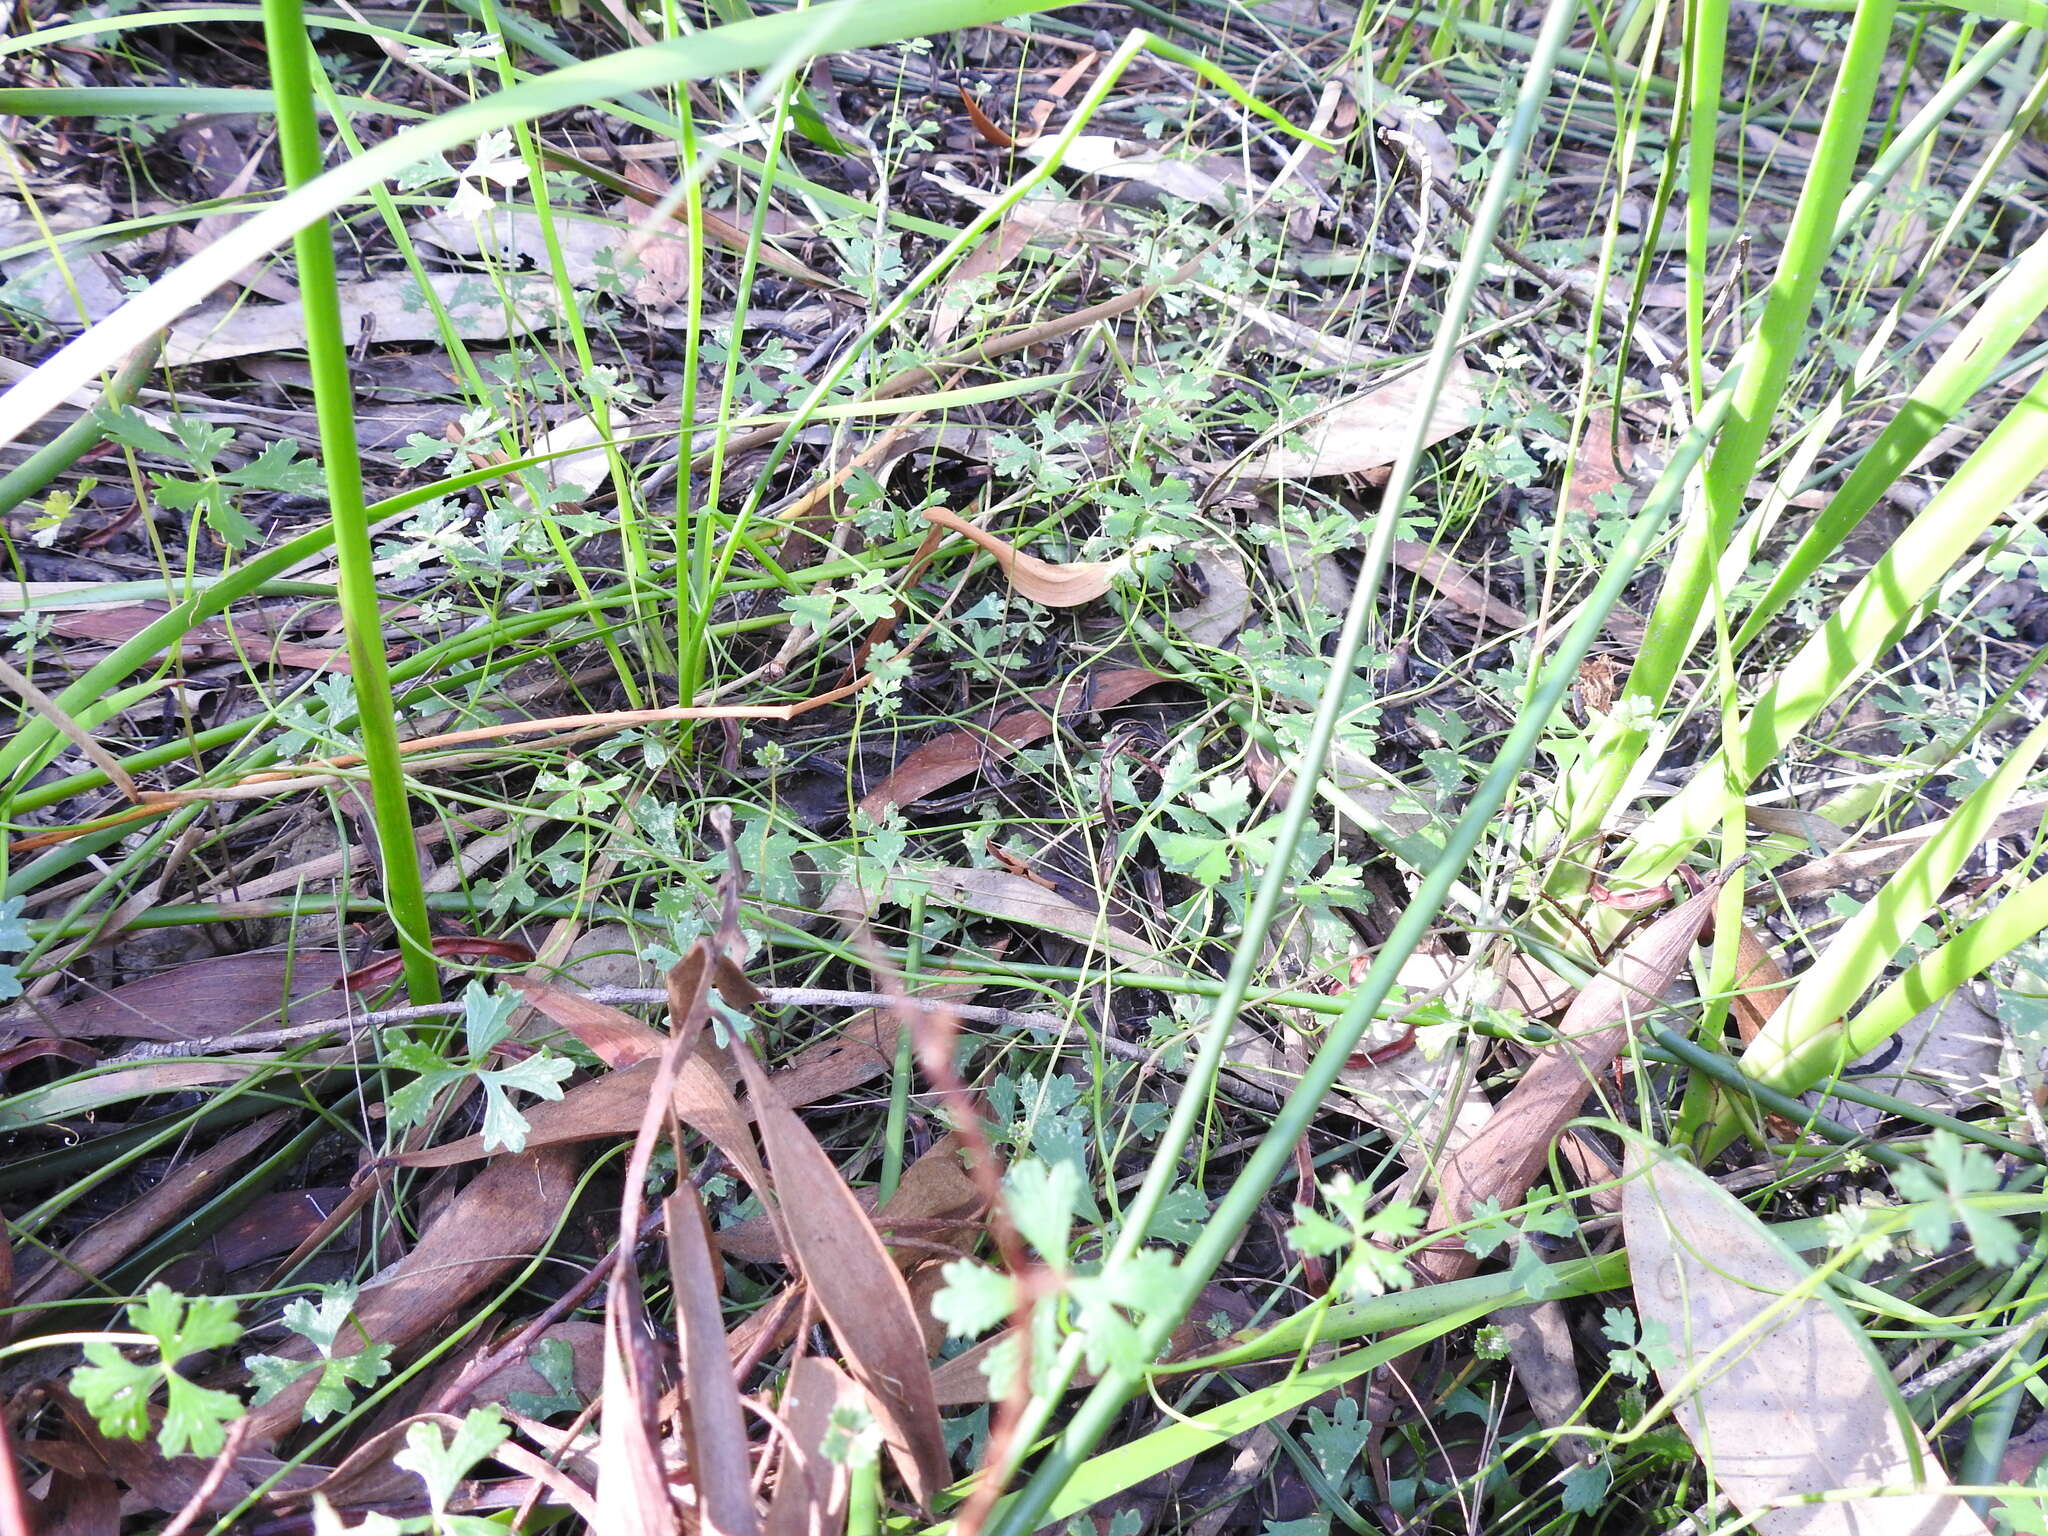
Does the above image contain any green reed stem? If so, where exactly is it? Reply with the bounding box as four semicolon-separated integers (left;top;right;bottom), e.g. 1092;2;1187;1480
260;0;438;1004
980;5;1605;1527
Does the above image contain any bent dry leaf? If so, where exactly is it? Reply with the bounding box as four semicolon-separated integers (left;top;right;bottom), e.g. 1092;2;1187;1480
3;949;350;1044
857;668;1167;821
920;506;1119;607
1023;134;1249;211
164;274;565;364
1622;1136;1989;1536
1388;539;1530;632
894;867;1166;975
392;985;977;1171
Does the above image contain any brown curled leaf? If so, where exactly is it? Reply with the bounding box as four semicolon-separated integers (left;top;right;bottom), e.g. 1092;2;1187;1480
1415;871;1732;1287
922;505;1119;607
859;668;1166;820
956;85;1015;148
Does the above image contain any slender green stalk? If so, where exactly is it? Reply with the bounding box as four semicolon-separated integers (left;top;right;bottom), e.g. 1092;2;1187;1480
974;1187;2048;1530
1833;867;2048;1073
1646;1026;1914;1173
1621;368;2048;881
1545;0;1902;889
678;66;802;725
1733;197;2048;654
878;891;926;1207
300;39;653;705
672;81;710;696
0;340;158;517
1962;1236;2048;1517
477;0;663;681
1739;718;2048;1096
980;8;1651;1526
1682;0;1730;409
260;0;438;1005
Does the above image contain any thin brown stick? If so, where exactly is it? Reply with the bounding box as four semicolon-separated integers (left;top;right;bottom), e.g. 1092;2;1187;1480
159;1417;249;1536
106;986;1085;1062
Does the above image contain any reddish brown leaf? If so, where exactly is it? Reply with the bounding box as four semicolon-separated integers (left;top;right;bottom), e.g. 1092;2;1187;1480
596;1279;676;1536
765;1356;865;1536
666;1184;758;1536
719;1132;988;1269
338;937;535;994
1416;873;1730;1286
616;159;693;311
0;1037;97;1078
1729;922;1791;1046
612;155;835;296
733;1047;950;1508
244;1146;581;1444
597;947;713;1536
878;1134;987;1257
205;1188;348;1273
1562;406;1631;522
859;670;1165;820
397;981;985;1169
956;85;1016;147
5;951;349;1044
49;604;352;672
508;978;666;1066
45;1389;324;1520
22;1458;118;1536
752;977;993;1108
387;1062;661;1166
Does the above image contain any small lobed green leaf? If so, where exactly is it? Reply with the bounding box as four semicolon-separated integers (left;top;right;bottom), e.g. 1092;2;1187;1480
395;1408;509;1514
159;1375;246;1459
246;1354;317;1407
131;1284;242;1360
72;1347;158;1443
1005;1157;1081;1265
932;1259;1016;1341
